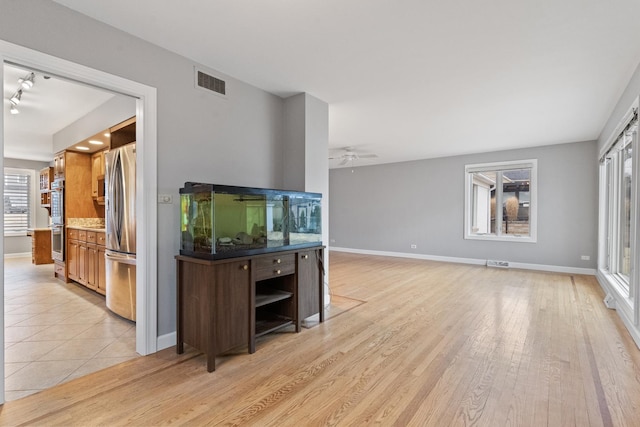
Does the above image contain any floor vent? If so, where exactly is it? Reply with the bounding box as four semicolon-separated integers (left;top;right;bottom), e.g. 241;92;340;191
486;260;509;268
195;68;226;97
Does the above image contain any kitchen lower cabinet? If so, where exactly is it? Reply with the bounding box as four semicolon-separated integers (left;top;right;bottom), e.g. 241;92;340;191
66;227;106;295
67;236;79;282
28;228;53;265
87;243;98;291
97;245;106;295
176;246;324;372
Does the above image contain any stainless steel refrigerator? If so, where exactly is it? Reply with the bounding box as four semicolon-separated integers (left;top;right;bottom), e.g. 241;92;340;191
105;143;136;321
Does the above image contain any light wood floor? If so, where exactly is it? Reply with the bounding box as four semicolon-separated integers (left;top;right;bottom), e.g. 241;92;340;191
1;251;640;426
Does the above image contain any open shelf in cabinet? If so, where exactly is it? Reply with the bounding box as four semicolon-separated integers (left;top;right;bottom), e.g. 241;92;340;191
255;314;294;337
255;288;293;307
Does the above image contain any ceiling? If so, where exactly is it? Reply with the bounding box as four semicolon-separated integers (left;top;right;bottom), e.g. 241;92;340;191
52;0;640;168
3;63;115;161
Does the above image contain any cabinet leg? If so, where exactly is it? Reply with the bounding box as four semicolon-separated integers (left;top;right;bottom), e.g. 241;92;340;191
177;342;184;354
207;354;216;372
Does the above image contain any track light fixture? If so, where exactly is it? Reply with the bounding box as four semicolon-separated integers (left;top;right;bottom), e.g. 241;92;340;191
10;89;22;105
7;72;36;115
18;72;35;90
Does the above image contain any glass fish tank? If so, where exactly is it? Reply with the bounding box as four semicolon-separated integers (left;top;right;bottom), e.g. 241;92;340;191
179;182;322;259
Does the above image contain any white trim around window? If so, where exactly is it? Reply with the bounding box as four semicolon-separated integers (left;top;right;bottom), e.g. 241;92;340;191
464;159;538;243
3;167;36;237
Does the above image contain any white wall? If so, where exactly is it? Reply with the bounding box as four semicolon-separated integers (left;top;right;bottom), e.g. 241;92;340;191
0;1;287;336
330;141;598;270
53;95;136;153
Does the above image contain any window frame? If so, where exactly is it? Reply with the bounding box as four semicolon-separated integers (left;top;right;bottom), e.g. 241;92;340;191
600;114;638;299
3;167;36;237
464;159;538;243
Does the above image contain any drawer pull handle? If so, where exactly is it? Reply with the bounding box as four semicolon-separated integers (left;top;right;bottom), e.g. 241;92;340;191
302;255;309;259
276;259;281;264
275;269;281;275
242;264;248;271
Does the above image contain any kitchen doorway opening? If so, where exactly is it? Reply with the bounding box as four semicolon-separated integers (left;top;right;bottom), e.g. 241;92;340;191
0;40;158;404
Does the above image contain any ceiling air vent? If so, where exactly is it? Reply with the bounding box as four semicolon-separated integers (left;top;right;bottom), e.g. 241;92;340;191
194;67;227;98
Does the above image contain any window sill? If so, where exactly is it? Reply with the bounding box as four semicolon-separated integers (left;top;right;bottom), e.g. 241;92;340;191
465;234;537;243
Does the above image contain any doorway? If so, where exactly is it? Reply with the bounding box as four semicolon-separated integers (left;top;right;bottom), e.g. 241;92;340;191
0;40;158;404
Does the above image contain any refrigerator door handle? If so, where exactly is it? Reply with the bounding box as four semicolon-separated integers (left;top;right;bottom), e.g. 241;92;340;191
105;251;136;265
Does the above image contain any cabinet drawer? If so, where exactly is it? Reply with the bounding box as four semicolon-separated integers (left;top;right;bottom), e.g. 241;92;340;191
78;230;87;241
97;232;106;245
254;254;295;280
68;228;79;240
86;231;97;243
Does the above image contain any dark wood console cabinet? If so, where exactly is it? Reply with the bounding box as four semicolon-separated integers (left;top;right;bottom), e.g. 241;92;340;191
176;246;324;372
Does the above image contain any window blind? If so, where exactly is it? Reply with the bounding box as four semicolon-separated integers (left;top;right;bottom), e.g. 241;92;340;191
4;171;31;234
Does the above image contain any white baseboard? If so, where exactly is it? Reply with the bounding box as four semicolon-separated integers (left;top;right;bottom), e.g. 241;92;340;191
157;331;176;351
329;247;596;276
4;252;31;259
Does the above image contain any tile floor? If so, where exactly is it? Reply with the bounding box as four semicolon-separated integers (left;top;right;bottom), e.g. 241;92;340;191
4;256;138;401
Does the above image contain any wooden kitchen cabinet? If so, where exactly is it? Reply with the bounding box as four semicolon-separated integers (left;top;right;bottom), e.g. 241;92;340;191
28;228;53;265
97;243;106;295
66;227;106;295
53;152;65;180
67;236;79;282
91;150;106;203
87;243;98;291
39;167;53;208
176;246;324;372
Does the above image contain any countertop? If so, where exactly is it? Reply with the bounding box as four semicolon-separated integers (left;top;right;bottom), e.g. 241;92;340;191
66;225;106;232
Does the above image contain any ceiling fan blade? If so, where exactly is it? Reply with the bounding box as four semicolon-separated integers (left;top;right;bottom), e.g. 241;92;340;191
358;154;378;159
339;158;349;166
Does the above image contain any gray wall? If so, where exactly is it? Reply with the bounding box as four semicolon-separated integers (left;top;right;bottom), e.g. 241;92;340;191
330;141;598;269
3;158;51;255
0;1;288;336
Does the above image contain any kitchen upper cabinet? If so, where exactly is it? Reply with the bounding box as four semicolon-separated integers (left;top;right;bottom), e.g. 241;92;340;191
53;152;65;180
91;150;106;204
110;117;136;149
39;167;53;208
61;150;103;219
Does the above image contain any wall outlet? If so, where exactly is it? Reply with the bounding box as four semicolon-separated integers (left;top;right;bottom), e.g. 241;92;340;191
158;194;173;204
330;239;336;243
410;244;417;249
581;255;590;261
487;260;510;268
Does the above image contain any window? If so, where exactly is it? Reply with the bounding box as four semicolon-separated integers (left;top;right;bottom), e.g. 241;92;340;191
4;168;36;236
601;112;638;297
464;159;537;242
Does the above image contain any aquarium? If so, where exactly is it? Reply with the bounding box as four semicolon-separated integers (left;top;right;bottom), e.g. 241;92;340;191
180;183;322;259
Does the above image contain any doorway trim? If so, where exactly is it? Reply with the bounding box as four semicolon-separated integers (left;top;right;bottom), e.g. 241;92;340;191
0;40;158;403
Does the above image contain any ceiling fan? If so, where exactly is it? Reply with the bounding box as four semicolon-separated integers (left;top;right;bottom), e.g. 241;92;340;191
329;147;378;166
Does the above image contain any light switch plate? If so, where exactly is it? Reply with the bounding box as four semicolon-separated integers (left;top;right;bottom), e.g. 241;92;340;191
158;194;173;204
